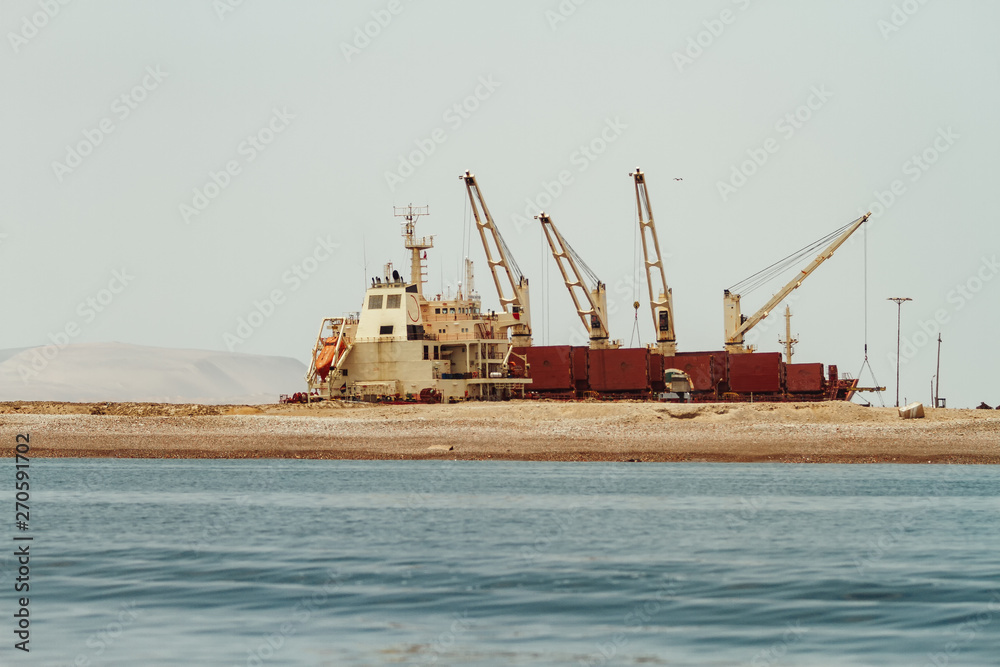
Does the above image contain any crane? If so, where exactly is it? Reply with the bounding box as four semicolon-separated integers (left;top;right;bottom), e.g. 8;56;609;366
630;168;677;356
535;212;620;349
461;171;532;347
723;212;870;354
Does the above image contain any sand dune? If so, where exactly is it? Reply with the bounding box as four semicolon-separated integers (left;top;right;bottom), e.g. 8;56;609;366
0;342;307;404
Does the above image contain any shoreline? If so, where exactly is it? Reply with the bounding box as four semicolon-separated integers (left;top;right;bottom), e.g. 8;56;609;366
2;400;998;463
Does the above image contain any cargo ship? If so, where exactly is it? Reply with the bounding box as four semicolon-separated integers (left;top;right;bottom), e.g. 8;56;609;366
305;170;863;403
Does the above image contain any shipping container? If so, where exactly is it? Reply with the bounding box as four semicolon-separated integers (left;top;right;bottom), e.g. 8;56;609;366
661;354;714;392
676;350;729;392
649;353;665;393
786;363;825;393
524;345;573;391
571;346;590;393
729;352;784;393
589;348;650;393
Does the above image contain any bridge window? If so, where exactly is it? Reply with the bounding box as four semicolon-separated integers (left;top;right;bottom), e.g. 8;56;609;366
368;295;383;310
386;294;401;309
379;325;393;335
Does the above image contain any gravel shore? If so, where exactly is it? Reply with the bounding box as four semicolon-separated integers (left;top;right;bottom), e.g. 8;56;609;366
2;400;999;463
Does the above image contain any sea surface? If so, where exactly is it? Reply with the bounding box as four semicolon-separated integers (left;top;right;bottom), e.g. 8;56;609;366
3;460;999;666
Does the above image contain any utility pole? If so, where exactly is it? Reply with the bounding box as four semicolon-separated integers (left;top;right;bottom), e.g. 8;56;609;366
887;297;912;408
934;333;942;407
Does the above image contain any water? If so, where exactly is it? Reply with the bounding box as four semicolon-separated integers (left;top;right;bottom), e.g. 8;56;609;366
4;460;999;666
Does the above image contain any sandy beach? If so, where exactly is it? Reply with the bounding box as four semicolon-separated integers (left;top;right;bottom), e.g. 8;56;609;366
2;400;998;463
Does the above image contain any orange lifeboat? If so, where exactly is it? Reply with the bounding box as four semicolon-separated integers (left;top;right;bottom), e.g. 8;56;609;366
315;336;348;380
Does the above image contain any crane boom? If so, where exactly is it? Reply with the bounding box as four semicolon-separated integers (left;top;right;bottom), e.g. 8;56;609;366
535;212;618;349
631;168;677;355
724;212;870;353
462;171;532;346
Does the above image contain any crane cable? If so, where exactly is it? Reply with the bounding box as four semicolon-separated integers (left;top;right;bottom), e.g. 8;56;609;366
541;224;548;345
461;187;470;266
729;221;854;296
562;234;601;290
855;223;885;407
630;307;641;348
630;204;642;347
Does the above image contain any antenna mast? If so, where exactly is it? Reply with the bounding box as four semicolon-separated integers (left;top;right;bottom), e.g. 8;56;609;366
778;305;798;363
394;204;432;294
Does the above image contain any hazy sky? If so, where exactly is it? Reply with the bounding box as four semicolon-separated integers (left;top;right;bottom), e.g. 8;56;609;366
4;1;998;407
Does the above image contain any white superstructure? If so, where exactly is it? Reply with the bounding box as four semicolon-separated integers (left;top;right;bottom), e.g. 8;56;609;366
306;183;532;402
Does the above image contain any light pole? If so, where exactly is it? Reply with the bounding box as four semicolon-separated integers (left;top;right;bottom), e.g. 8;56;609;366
887;297;912;408
935;333;942;407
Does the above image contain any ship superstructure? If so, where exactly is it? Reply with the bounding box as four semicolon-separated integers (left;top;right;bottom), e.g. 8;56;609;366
306;185;531;402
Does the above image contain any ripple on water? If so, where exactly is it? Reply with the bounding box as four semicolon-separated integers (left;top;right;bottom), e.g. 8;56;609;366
15;460;1000;666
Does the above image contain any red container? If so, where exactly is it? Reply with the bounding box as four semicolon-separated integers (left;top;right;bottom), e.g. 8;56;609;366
786;363;824;393
589;348;650;392
525;345;573;391
571;347;590;392
676;350;729;391
662;354;714;392
649;353;665;392
729;352;783;393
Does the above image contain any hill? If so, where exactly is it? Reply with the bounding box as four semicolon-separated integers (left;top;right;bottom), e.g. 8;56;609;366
0;342;306;404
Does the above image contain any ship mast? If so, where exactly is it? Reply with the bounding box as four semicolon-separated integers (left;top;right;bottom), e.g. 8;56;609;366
778;305;798;363
394;204;432;294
